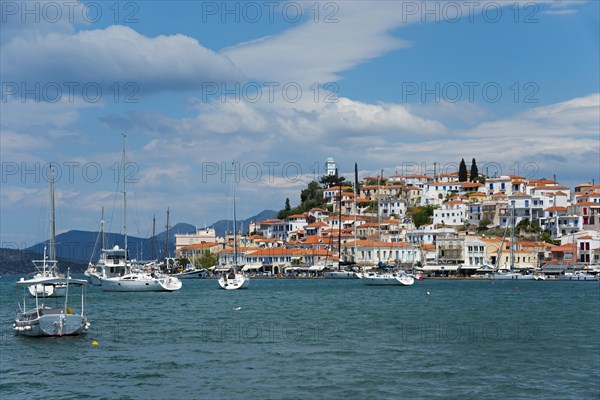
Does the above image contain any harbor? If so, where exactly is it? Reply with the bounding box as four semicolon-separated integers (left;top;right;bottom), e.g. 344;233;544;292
1;277;598;399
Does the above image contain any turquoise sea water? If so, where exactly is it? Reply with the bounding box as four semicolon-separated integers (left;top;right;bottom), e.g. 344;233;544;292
1;278;599;400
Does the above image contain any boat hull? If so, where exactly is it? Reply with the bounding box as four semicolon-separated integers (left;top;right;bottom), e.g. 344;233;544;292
173;270;206;279
28;283;67;297
218;274;249;290
363;274;415;286
492;273;536;280
101;275;182;292
14;311;88;337
323;271;358;279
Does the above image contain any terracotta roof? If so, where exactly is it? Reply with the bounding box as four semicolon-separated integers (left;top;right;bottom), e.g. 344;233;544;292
181;242;220;250
545;206;567;212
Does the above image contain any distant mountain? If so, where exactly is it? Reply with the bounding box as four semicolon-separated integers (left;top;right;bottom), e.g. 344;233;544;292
0;248;87;276
10;210;278;270
209;209;278;237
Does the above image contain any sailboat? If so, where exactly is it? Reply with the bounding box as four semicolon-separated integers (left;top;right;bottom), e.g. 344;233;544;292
323;183;358;279
84;206;129;285
99;135;182;292
362;171;414;286
492;202;535;280
24;166;67;297
218;173;249;290
14;269;90;337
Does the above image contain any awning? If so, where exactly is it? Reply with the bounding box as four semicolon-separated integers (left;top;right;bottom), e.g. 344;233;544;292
242;263;262;271
541;264;567;273
460;265;481;270
309;265;326;271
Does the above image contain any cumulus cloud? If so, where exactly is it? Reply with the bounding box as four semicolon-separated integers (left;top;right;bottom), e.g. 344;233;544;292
2;25;245;96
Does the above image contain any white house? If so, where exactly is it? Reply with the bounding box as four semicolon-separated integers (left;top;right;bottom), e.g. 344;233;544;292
433;200;467;226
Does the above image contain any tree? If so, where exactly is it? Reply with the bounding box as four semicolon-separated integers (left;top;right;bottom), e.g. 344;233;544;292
354;162;360;194
411;205;437;228
458;158;468;182
284;198;291;211
477;218;492;233
320;172;347;188
470;158;479;182
194;250;218;269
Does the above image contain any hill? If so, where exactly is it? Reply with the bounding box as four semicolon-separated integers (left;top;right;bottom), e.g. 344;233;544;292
0;248;88;276
2;210;278;275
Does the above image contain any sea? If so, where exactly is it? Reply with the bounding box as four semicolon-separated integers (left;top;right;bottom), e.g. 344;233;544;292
1;277;599;400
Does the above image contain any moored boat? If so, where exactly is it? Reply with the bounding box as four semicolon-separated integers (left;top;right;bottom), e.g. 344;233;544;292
14;273;90;337
362;271;415;286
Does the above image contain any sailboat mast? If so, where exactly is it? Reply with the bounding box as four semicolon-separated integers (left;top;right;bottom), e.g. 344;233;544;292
510;202;515;270
377;170;382;265
233;179;238;269
49;165;56;261
338;183;342;270
353;178;357;265
165;208;170;258
122;134;128;256
152;214;156;259
100;206;104;251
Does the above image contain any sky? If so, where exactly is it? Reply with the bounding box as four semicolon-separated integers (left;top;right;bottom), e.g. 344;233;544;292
1;0;599;247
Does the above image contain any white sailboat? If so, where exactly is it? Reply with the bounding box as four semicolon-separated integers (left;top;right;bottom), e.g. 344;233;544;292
323;182;359;279
362;171;414;286
24;166;67;297
493;202;535;280
218;173;249;290
362;271;415;286
14;270;90;337
99;135;182;292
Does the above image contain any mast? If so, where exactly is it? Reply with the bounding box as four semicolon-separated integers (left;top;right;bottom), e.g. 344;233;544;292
233;175;238;270
165;207;170;259
353;177;357;266
338;182;342;270
377;170;382;266
49;165;56;261
510;201;515;271
151;214;156;259
100;206;104;251
122;134;128;257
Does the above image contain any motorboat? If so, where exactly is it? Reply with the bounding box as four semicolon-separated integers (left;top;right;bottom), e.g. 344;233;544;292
14;274;90;337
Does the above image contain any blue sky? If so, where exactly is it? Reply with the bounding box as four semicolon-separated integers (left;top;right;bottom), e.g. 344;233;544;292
1;0;599;247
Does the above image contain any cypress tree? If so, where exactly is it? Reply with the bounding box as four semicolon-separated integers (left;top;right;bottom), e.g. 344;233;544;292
458;158;468;182
470;158;479;182
354;162;360;194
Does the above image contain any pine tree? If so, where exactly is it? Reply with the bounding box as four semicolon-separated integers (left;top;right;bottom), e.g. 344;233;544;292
458;158;468;182
284;198;291;211
470;158;479;182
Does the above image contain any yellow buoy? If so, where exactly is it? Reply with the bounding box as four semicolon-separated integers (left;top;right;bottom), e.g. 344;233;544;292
92;341;99;347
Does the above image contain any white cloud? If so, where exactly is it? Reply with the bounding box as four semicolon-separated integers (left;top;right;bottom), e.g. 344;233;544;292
2;25;245;95
222;2;412;84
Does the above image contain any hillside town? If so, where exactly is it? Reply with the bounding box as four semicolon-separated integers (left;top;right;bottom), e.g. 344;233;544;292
174;158;600;278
